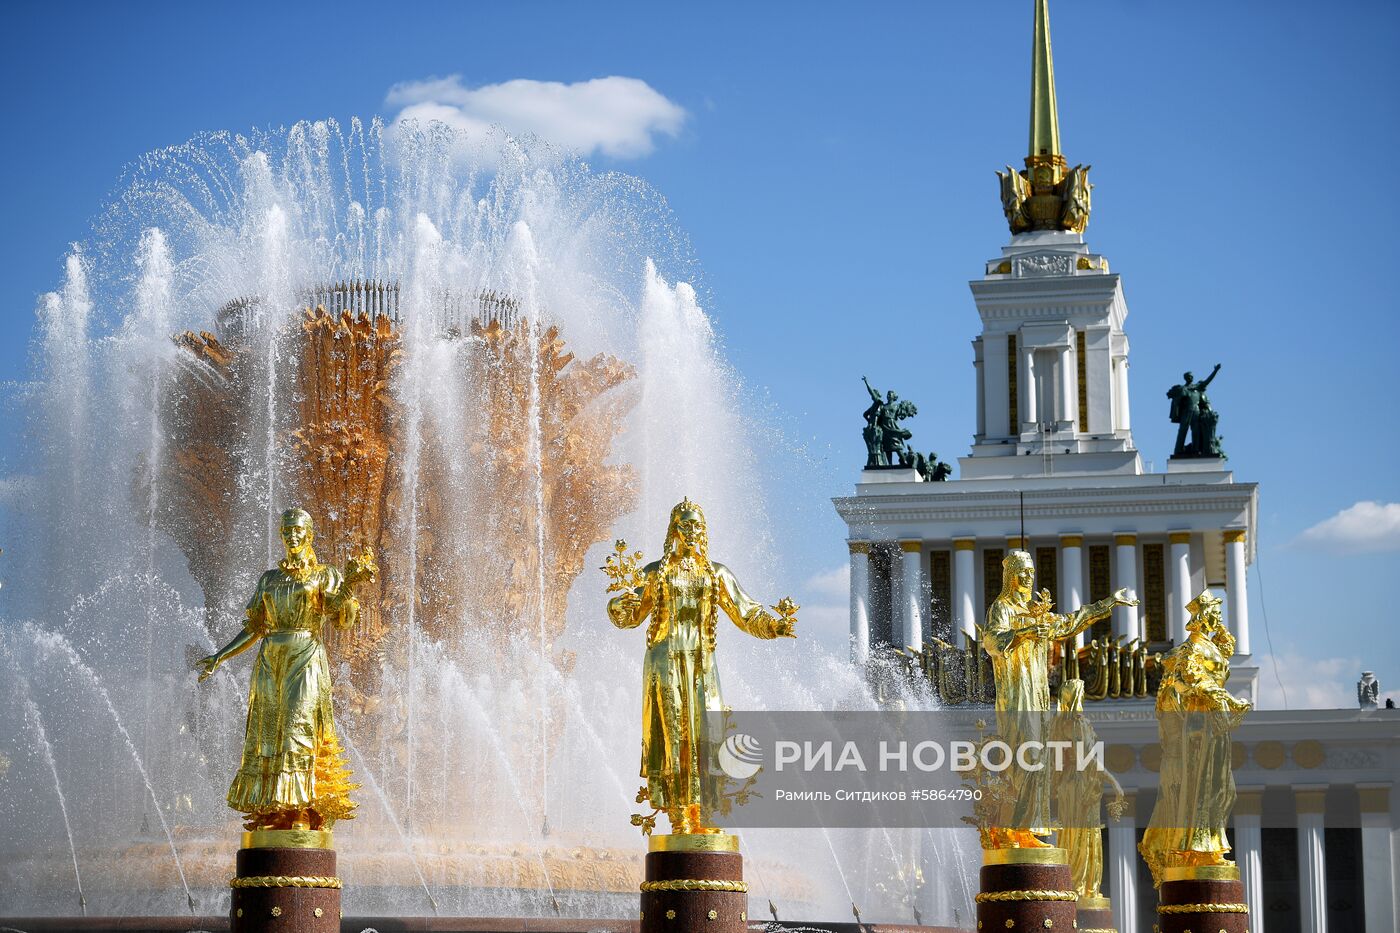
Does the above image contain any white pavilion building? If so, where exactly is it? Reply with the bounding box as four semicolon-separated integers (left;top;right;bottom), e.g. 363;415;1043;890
832;3;1399;931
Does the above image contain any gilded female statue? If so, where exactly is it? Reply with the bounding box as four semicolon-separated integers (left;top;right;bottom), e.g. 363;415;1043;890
605;498;796;835
197;508;376;832
1051;679;1124;903
980;550;1134;848
1139;590;1251;886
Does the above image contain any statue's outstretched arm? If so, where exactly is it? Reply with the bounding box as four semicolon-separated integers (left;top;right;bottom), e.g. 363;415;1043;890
1054;589;1136;640
197;586;266;681
715;564;795;639
863;376;881;404
1199;364;1221;390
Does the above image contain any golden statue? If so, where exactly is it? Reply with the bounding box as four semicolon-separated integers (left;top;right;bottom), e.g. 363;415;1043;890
197;508;376;831
1051;679;1125;904
604;499;797;835
980;550;1134;848
1139;590;1251;886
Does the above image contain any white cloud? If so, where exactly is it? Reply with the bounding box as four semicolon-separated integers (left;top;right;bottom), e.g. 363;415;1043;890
385;75;686;159
803;563;851;601
1294;500;1400;554
1254;650;1399;710
794;564;851;657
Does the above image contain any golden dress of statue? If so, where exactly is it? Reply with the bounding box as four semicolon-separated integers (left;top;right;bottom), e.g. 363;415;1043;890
197;508;376;831
604;499;796;835
980;550;1134;848
1051;679;1124;902
1140;590;1251;886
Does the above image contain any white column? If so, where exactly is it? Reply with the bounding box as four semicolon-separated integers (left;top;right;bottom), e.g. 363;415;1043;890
1225;528;1251;655
1169;531;1191;645
1020;343;1037;429
1059;535;1084;647
1116;357;1131;431
1113;534;1140;640
953;539;977;647
1358;784;1397;933
1296;786;1328;933
1235;787;1264;933
1059;345;1077;427
1109;792;1138;933
899;541;923;652
887;547;903;647
849;542;871;665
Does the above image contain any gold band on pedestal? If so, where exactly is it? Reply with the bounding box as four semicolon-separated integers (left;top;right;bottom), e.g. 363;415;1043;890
640;879;749;893
974;889;1077;903
1157;902;1248;914
648;833;740;853
241;829;334;850
982;847;1069;866
230;875;342;889
1077;895;1111;910
1163;864;1240;882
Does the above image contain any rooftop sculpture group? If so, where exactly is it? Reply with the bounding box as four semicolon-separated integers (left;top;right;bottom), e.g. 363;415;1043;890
1167;363;1225;459
861;377;950;480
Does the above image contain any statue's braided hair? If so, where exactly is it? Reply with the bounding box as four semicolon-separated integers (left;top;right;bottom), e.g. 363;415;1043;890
653;498;717;649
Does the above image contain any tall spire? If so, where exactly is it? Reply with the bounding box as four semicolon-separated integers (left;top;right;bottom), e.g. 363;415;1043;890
1028;0;1061;159
996;0;1090;235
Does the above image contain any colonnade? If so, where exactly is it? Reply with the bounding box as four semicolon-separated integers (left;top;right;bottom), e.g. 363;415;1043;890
847;529;1252;659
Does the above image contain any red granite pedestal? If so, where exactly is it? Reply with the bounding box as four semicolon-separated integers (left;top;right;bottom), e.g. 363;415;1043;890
1156;865;1248;933
230;829;341;933
639;834;747;933
976;848;1077;932
1074;895;1116;933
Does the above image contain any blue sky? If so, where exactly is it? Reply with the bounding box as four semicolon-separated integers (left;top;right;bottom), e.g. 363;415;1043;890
2;0;1398;707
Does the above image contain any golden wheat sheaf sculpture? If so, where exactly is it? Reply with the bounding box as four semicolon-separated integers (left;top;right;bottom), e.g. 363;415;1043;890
154;301;636;686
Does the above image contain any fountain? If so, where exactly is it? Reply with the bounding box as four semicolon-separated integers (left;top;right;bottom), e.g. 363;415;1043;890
0;118;975;926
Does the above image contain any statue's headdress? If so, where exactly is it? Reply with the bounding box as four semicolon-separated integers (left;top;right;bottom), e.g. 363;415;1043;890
280;507;314;529
999;549;1034;594
1003;550;1034;571
1185;589;1222;619
662;497;708;560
